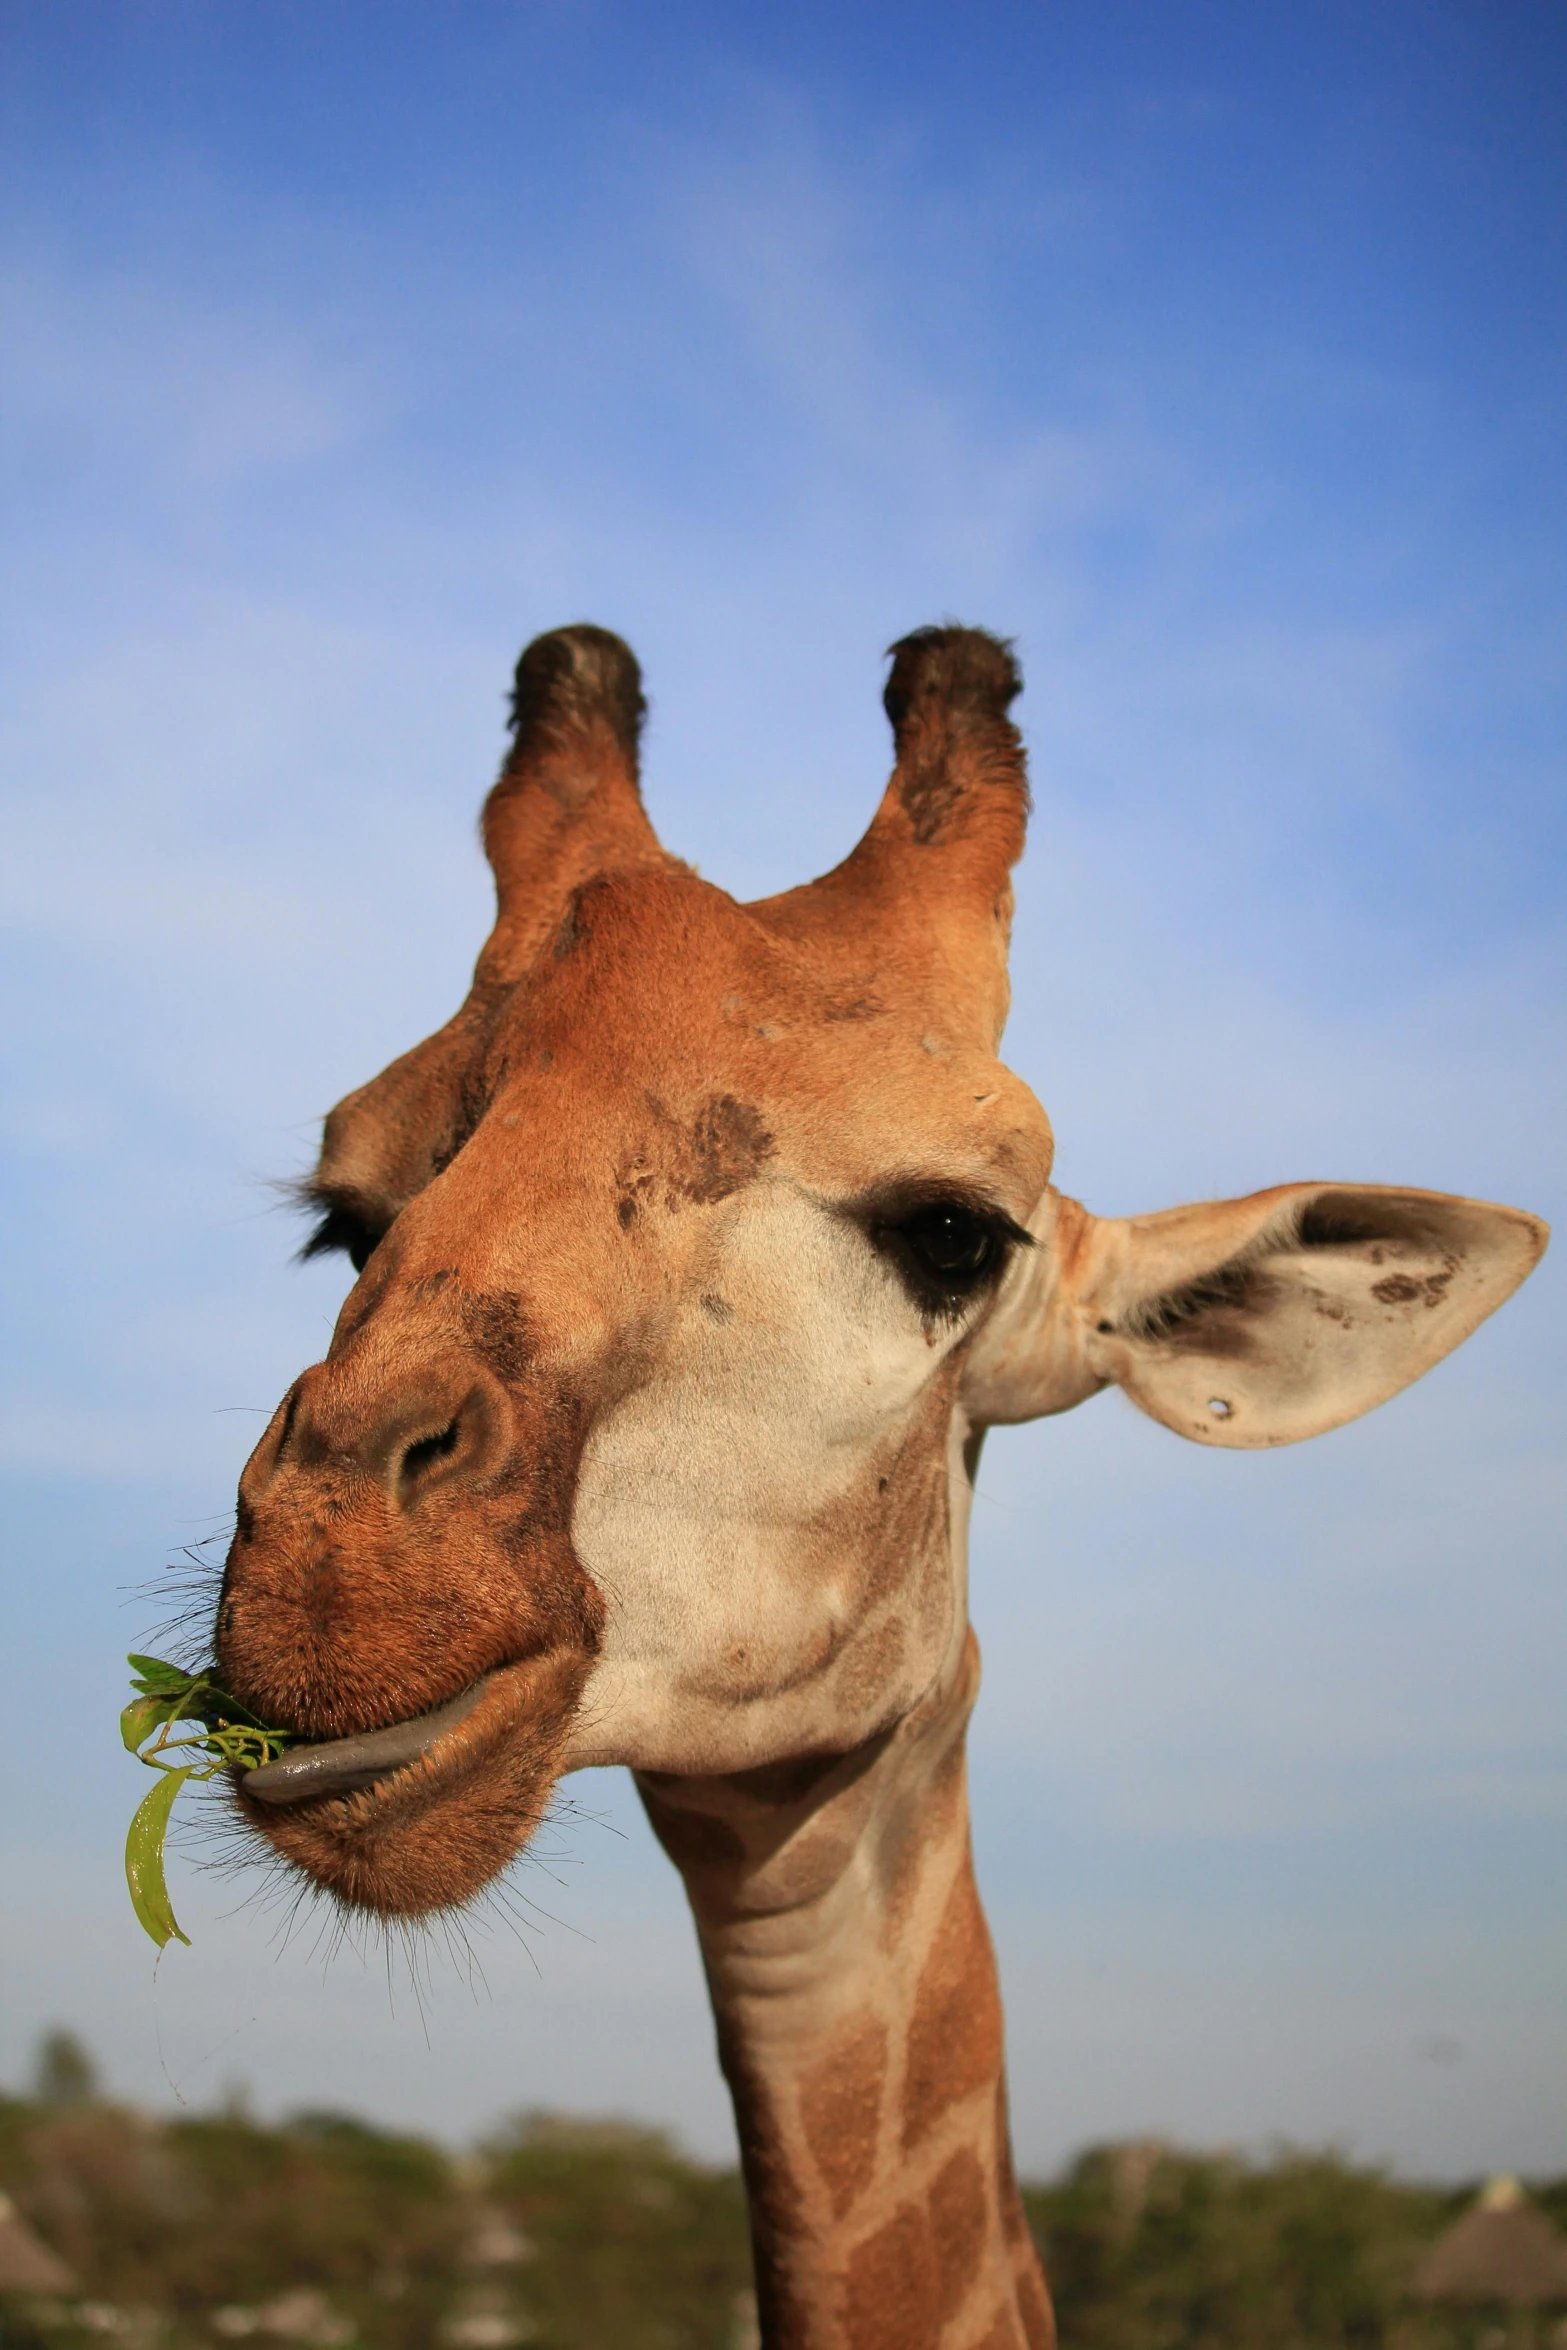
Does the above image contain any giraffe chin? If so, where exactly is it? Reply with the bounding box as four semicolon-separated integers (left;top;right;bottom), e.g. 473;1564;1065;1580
230;1649;592;1919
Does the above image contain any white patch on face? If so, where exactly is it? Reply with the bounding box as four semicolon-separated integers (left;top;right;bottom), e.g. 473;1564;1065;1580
565;1184;977;1773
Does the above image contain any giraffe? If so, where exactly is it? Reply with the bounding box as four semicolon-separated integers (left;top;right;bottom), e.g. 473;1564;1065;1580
218;623;1545;2350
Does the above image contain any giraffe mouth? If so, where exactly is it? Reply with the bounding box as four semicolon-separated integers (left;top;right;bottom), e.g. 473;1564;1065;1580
242;1677;492;1807
230;1646;593;1917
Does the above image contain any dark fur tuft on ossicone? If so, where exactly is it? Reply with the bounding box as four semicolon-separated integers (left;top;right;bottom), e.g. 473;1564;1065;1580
882;625;1022;739
880;625;1029;850
507;624;647;765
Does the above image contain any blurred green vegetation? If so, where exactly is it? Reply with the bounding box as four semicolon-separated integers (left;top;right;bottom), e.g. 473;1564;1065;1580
1;2057;1563;2350
1024;2144;1567;2350
0;2090;750;2350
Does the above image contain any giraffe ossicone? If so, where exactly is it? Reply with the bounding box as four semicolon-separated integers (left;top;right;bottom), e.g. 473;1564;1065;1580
218;623;1546;2350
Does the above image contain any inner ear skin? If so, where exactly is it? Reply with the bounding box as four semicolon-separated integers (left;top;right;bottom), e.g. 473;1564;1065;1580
1295;1191;1462;1255
1110;1258;1264;1349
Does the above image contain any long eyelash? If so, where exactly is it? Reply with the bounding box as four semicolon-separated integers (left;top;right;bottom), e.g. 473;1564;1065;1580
299;1205;366;1263
290;1189;382;1270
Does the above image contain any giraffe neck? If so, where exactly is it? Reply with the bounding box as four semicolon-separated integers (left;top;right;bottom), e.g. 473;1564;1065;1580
636;1634;1054;2350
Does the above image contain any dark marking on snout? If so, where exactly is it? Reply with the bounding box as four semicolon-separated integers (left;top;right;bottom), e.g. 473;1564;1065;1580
426;1059;495;1180
462;1290;537;1386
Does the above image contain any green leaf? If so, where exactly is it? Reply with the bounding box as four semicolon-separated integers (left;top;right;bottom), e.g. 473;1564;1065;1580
125;1654;200;1710
127;1652;198;1694
125;1769;194;1949
120;1694;175;1752
126;1653;282;1738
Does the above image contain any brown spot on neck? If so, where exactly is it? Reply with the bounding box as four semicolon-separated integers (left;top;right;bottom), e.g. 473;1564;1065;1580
800;2014;888;2222
844;2203;944;2350
927;2145;990;2322
903;1854;1005;2152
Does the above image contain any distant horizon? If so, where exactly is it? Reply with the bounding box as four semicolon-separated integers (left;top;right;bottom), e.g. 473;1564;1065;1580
10;2023;1564;2194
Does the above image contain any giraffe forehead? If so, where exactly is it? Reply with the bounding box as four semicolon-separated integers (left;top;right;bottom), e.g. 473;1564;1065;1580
474;875;1055;1204
311;859;1054;1279
498;868;878;1073
480;1031;1051;1188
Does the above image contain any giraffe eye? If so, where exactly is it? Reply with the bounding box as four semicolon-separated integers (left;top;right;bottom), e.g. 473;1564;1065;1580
900;1205;997;1280
870;1195;1028;1317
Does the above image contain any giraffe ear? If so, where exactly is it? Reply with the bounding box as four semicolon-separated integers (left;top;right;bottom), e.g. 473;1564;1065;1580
477;625;672;986
748;626;1030;1047
964;1182;1547;1446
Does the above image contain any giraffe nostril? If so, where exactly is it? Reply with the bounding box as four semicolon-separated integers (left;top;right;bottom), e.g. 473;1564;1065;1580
396;1416;463;1503
243;1361;513;1512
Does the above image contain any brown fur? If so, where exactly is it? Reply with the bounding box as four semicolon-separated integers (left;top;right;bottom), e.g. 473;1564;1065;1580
711;2016;815;2346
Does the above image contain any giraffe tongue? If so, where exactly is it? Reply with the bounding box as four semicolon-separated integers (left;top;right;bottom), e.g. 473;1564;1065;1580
241;1681;488;1807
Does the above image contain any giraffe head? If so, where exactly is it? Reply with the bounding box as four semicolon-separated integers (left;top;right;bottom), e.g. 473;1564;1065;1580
216;624;1544;1919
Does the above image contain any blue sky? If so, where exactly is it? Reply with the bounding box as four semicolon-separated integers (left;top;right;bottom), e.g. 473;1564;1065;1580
1;1;1563;2176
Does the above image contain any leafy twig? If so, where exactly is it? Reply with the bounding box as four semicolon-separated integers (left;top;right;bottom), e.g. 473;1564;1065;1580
122;1654;295;1948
